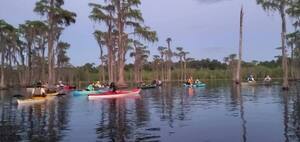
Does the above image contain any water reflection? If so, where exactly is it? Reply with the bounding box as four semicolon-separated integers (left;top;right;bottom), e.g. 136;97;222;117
95;98;160;142
1;83;300;142
0;90;70;142
231;84;247;142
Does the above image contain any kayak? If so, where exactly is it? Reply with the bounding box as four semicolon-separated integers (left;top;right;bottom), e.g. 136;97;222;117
88;89;141;99
17;92;58;104
63;86;76;90
26;88;35;93
72;90;106;96
47;92;60;96
183;83;206;88
241;81;257;86
140;84;157;89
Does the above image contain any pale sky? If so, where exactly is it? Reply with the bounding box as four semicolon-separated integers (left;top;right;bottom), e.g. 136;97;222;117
0;0;291;66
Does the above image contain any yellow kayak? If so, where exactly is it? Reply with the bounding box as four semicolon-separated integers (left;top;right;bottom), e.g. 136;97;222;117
17;92;58;104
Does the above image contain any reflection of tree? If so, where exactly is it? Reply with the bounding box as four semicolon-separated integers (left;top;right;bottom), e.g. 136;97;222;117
165;83;174;128
0;91;20;141
231;84;247;142
95;82;256;141
96;98;160;142
96;99;127;141
0;94;71;142
285;85;300;142
95;83;195;141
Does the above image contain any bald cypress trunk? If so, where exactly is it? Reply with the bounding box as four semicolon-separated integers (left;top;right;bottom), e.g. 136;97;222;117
280;6;289;90
236;7;243;84
116;1;126;86
48;0;55;85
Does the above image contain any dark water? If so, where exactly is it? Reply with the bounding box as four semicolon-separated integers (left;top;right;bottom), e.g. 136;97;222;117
1;82;300;142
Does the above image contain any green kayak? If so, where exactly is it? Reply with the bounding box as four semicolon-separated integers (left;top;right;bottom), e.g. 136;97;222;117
183;83;206;88
72;90;106;96
140;85;157;89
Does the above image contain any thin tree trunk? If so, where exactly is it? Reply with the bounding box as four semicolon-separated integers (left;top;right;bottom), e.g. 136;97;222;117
20;50;26;86
183;55;187;81
0;53;5;88
113;55;118;82
27;40;32;85
101;64;106;82
181;60;183;81
41;47;45;82
167;42;172;82
236;6;244;84
134;62;138;83
108;47;113;82
161;58;164;81
280;7;289;90
291;43;294;80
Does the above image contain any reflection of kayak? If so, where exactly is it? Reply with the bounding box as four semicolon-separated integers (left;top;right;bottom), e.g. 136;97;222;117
72;90;106;96
17;92;58;104
140;85;157;89
263;81;272;86
88;89;141;99
183;83;206;88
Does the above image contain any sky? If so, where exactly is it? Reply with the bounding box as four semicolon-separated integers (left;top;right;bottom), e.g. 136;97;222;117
0;0;291;66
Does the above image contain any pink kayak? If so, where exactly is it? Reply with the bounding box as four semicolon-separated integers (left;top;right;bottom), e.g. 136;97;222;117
88;88;141;99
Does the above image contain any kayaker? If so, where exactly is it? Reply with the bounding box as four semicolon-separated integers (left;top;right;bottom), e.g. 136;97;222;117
195;79;201;84
57;81;65;88
151;80;157;86
86;82;95;91
95;81;103;88
43;82;50;92
247;75;255;82
187;76;194;85
264;75;272;82
157;80;162;86
110;82;117;93
32;81;46;97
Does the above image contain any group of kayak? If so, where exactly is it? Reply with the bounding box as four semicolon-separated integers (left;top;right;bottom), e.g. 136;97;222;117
183;77;206;88
17;81;141;104
242;74;273;86
18;81;75;104
72;82;141;100
138;80;163;89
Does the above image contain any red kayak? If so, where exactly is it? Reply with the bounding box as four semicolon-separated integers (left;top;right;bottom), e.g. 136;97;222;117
63;86;76;91
88;88;141;99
